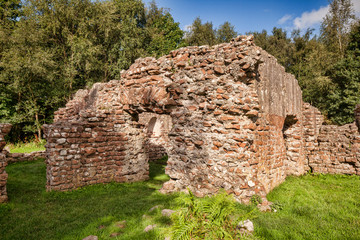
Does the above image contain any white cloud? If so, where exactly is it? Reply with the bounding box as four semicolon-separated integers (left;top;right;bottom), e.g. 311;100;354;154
353;0;360;16
293;5;329;30
292;0;360;30
183;24;192;31
278;14;293;24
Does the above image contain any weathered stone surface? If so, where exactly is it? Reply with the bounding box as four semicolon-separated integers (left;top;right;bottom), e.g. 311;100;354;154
144;224;157;232
82;236;98;240
109;232;121;237
115;220;127;229
161;209;175;217
355;104;360;132
5;150;46;163
0;124;12;203
149;205;161;212
42;35;360;203
237;219;254;233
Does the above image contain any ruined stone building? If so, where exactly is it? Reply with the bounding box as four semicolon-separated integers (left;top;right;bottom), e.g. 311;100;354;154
1;36;360;203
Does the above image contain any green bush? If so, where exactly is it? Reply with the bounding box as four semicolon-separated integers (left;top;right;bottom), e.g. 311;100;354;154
171;189;259;240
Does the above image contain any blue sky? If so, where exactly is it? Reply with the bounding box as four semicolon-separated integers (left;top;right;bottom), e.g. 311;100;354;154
143;0;360;35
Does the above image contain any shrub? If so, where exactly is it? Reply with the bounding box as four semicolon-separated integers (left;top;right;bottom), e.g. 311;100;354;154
171;189;259;240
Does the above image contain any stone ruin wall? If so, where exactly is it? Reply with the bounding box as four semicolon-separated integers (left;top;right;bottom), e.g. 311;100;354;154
43;36;305;201
41;35;360;203
0;124;11;203
5;150;46;164
303;104;360;175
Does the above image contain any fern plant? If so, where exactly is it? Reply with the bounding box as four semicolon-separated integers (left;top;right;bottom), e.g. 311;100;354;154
171;189;259;240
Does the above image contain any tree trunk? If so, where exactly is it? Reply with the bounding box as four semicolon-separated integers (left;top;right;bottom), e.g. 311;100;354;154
35;111;42;141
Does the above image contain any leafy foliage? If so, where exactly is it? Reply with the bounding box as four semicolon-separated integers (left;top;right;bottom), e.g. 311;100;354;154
184;17;217;46
0;0;183;141
320;0;355;56
145;0;184;57
216;21;238;43
250;195;262;206
326;20;360;124
171;189;258;240
184;18;238;46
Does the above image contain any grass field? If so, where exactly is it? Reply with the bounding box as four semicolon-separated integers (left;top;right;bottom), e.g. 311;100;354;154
254;174;360;239
6;140;46;153
0;158;177;240
1;158;360;240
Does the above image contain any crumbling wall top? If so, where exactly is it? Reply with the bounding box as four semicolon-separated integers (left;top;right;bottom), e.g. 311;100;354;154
52;35;265;122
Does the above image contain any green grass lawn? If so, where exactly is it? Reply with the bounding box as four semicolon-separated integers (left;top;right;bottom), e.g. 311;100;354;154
254;174;360;240
6;140;46;153
0;158;177;240
1;158;360;240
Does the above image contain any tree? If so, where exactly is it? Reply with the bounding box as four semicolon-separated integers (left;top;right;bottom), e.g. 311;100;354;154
145;0;183;57
216;21;237;43
109;0;148;78
320;0;356;57
0;0;152;141
0;0;21;26
0;8;57;139
0;0;21;127
251;27;294;70
326;20;360;124
347;19;360;53
184;17;217;46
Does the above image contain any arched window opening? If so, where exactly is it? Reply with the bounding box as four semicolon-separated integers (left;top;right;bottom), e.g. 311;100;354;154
147;117;162;138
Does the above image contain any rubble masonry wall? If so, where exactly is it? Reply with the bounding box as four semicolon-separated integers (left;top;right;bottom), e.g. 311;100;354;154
42;36;360;203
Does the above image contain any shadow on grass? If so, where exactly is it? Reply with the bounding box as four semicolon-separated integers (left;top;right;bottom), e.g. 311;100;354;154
0;158;176;240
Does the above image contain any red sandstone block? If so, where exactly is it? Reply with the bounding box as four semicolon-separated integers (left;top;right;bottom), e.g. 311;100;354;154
241;105;250;111
242;63;250;70
216;88;225;94
214;66;225;74
237;142;247;148
84;148;96;155
220;116;235;121
194;140;204;146
203;122;212;127
243;123;256;130
0;173;8;181
207;105;216;110
214;110;222;115
246;110;258;117
225;124;240;130
187;106;197;111
233;137;245;142
81;133;91;138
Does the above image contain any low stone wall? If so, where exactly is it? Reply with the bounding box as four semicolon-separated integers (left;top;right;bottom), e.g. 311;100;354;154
5;150;46;163
0;124;11;203
304;103;360;175
308;123;360;175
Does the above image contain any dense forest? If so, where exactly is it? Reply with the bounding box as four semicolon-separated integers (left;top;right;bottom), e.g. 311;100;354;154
0;0;359;142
